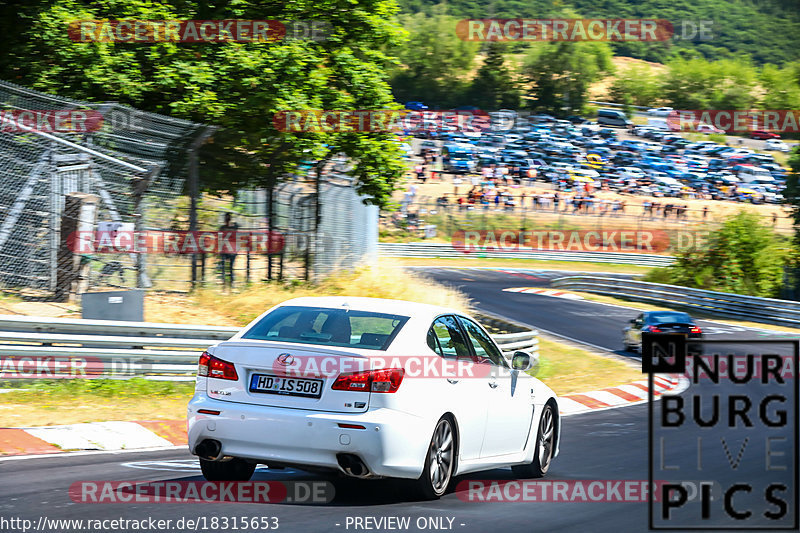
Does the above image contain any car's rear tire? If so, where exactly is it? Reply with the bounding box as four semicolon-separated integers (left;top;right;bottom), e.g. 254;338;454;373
199;458;256;481
412;416;455;500
512;403;556;479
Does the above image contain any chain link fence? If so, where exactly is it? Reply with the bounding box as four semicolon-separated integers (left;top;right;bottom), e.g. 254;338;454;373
0;79;204;298
0;80;378;298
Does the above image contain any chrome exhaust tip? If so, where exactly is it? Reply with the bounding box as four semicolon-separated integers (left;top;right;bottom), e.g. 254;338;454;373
196;439;223;461
337;453;372;478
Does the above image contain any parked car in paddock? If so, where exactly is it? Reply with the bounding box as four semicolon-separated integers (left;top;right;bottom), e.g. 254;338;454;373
764;139;790;152
188;297;560;499
648;106;674;117
622;310;703;353
597;108;632;128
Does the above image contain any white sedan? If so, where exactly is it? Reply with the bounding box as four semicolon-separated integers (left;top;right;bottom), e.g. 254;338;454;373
648;106;674;117
695;123;725;134
187;297;560;499
620;166;646;180
764;139;790;152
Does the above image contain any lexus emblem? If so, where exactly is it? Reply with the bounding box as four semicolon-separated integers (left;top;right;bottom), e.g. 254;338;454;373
276;353;294;366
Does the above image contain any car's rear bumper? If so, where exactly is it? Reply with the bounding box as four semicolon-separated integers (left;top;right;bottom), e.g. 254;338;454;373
187;394;429;479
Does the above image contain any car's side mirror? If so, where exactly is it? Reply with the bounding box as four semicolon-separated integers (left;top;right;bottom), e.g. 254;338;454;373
512;351;539;375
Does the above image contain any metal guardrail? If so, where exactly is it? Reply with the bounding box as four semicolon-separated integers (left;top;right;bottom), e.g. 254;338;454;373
494;331;539;354
0;315;538;380
0;315;240;339
588;101;650;111
551;276;800;328
378;242;675;266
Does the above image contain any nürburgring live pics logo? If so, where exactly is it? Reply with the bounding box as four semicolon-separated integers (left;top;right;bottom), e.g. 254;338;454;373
644;333;798;530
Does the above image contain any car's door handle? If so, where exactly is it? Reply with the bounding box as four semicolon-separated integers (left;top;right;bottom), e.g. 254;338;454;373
447;378;459;384
488;381;498;388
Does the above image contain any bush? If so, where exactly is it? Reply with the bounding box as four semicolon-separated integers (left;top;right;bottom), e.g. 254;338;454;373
645;211;793;297
582;104;599;118
641;267;673;285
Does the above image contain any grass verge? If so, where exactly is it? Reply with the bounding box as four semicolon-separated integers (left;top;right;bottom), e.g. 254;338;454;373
535;337;641;396
0;379;195;426
0;337;642;426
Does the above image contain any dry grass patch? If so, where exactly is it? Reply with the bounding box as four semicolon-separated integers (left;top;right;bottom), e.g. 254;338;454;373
187;262;472;326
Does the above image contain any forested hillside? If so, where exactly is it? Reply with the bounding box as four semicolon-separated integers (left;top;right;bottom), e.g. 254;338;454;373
399;0;800;64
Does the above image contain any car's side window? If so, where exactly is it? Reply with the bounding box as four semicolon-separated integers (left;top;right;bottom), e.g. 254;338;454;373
430;316;472;359
427;326;441;355
634;314;644;328
457;316;507;367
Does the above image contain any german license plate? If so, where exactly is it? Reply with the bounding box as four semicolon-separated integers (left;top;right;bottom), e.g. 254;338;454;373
249;373;323;398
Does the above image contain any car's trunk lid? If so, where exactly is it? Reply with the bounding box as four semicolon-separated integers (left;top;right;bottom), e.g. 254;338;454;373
654;322;693;334
206;340;373;413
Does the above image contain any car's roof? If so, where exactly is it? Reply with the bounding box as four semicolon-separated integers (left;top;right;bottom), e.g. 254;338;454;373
644;310;692;319
276;296;463;320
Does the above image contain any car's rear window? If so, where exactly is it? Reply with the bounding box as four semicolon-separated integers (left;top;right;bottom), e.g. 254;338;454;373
648;312;692;324
241;306;409;350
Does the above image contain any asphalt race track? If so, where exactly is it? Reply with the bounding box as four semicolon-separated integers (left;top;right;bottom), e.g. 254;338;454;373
414;267;798;352
1;267;797;532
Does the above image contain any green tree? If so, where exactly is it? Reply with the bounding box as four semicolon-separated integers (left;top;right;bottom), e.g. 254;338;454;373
609;65;660;107
523;41;613;116
395;0;800;65
646;212;792;297
782;148;800;298
389;3;478;108
0;0;408;206
760;62;800;110
660;57;758;110
467;43;520;110
783;148;800;231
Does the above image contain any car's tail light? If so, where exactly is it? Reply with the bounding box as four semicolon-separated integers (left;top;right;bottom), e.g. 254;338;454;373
332;368;404;393
690;326;702;334
198;351;238;381
646;326;662;333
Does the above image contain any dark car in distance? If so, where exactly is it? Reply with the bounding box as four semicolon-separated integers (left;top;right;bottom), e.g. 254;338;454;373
623;311;703;353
